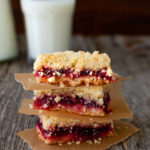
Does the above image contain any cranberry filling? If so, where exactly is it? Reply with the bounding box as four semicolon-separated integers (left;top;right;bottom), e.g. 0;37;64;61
36;120;113;142
34;66;114;81
33;93;111;113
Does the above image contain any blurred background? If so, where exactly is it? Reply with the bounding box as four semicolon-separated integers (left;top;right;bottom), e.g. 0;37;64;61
1;0;150;62
12;0;150;35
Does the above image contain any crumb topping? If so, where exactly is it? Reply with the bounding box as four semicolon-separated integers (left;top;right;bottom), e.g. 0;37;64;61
34;85;109;101
34;51;111;71
39;115;113;130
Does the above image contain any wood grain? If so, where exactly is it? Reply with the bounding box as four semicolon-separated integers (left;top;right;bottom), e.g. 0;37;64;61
0;35;150;150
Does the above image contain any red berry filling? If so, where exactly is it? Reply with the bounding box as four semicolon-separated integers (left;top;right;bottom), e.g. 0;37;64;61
33;93;111;114
36;120;113;143
34;66;114;81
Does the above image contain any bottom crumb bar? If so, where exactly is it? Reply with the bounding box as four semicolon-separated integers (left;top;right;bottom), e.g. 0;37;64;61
36;115;113;144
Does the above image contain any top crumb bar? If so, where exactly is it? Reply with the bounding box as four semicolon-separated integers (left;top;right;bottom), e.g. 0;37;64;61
34;51;116;86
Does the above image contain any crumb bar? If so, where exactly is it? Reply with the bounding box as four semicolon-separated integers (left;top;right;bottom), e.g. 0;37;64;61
33;86;111;116
36;115;113;144
33;51;116;86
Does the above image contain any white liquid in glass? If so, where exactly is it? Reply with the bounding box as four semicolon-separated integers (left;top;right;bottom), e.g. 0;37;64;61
21;0;76;60
0;0;18;61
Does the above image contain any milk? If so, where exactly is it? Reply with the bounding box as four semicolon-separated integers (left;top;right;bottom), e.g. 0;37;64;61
0;0;18;61
21;0;76;61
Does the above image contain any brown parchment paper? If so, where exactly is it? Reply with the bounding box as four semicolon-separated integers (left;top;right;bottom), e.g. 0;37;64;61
15;73;131;90
18;82;132;123
17;120;139;150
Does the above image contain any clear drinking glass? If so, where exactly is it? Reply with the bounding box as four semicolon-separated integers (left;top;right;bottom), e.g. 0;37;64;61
21;0;76;62
0;0;18;61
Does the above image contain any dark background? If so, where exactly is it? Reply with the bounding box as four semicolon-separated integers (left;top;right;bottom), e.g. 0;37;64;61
11;0;150;35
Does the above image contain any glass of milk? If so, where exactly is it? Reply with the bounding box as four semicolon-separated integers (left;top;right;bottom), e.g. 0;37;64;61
21;0;76;62
0;0;18;62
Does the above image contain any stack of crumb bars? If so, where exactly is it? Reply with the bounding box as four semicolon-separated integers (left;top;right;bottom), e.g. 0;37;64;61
16;51;136;147
33;51;116;144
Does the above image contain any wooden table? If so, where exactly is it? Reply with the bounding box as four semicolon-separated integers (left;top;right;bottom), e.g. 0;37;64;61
0;35;150;150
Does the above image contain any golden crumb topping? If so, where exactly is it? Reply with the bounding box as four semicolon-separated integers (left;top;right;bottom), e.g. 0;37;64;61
34;85;110;101
34;51;111;71
39;115;113;130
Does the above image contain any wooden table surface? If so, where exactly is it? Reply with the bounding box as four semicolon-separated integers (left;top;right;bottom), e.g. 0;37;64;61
0;35;150;150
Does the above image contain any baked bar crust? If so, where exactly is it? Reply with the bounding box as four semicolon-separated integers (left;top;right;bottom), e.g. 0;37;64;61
35;75;115;87
36;115;113;144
